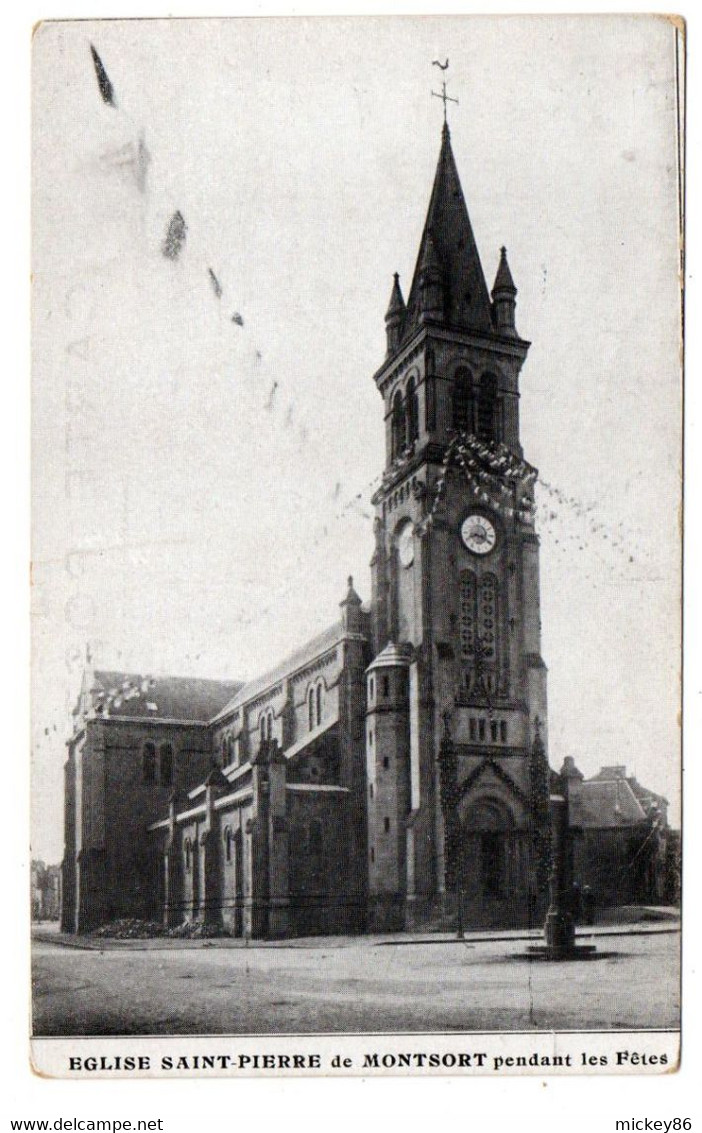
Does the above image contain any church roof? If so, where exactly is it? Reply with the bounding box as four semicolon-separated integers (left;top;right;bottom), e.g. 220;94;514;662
88;670;242;723
400;124;493;343
212;620;347;723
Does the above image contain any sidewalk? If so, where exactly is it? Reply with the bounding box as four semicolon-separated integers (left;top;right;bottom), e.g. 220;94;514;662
32;908;680;952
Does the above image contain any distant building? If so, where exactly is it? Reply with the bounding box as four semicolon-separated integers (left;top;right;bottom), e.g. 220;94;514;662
32;860;61;921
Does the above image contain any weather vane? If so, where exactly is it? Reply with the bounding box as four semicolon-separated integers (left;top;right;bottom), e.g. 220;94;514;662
431;58;458;124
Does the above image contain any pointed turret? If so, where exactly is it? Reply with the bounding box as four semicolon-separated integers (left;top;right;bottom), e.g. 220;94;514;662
340;575;363;633
491;246;518;337
401;124;493;343
384;273;405;355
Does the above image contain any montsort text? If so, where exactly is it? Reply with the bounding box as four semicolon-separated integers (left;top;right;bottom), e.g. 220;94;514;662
66;1049;670;1073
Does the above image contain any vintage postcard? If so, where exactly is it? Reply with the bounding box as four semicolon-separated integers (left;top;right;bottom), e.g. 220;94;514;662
30;15;683;1078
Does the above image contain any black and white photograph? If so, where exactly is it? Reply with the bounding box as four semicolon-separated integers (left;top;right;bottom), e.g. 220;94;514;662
29;14;683;1077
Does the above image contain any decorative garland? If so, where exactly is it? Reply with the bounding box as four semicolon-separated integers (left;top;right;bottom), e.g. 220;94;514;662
419;432;538;535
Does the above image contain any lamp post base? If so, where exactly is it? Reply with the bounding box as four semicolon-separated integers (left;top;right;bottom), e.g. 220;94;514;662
525;910;597;960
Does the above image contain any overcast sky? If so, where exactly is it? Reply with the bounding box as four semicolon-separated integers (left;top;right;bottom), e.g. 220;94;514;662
31;15;681;861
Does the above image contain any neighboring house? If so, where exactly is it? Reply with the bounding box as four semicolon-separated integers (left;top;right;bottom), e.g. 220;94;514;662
558;758;672;909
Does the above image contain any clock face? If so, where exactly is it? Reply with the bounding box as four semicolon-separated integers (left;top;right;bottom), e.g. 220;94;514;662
397;522;414;567
461;514;497;555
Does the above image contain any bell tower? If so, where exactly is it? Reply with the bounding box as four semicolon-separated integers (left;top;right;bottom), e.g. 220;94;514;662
367;121;549;931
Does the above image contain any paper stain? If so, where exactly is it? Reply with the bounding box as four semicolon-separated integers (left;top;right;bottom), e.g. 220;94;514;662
162;211;187;261
90;43;116;107
265;381;278;410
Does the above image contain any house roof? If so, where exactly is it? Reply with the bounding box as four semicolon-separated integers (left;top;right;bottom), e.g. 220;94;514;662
568;777;648;829
212;620;346;723
89;670;243;723
626;776;668;812
587;765;668;817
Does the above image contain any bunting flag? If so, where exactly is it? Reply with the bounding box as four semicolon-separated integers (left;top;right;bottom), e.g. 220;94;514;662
423;432;538;528
84;675;159;719
417;431;640;570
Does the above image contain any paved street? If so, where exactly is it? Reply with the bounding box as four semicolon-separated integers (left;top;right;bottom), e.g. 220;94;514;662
32;928;679;1036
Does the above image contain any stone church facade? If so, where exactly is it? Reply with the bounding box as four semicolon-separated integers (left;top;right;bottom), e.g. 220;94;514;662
61;124;668;938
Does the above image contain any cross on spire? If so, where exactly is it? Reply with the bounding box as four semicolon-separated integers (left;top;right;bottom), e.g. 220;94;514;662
431;76;458;125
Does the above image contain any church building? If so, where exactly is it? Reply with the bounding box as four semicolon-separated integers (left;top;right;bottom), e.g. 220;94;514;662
61;122;667;938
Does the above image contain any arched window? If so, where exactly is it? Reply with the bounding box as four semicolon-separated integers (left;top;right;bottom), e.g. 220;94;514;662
260;715;266;743
406;376;419;443
479;574;498;664
459;570;477;659
477;373;499;442
308;687;315;731
159;743;173;788
391;389;406;461
142;741;156;785
224;828;232;864
452;367;474;433
316;682;322;727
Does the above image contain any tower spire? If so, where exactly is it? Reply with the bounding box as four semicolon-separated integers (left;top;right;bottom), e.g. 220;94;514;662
400;122;493;343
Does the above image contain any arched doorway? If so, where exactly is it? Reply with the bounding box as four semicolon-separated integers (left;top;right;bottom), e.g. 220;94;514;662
459;794;523;928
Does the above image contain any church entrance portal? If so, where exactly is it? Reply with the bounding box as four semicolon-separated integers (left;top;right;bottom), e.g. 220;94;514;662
458;796;528;928
480;830;505;898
